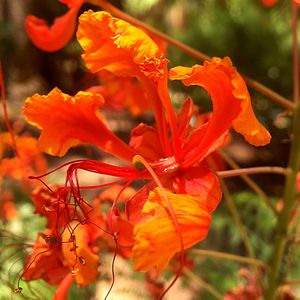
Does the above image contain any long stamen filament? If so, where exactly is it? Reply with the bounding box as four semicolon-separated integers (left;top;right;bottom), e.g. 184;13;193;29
132;155;184;299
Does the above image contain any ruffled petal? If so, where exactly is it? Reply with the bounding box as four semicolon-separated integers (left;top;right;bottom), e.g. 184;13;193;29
77;11;161;77
23;88;134;161
23;232;68;285
25;2;82;52
169;57;271;167
132;188;211;272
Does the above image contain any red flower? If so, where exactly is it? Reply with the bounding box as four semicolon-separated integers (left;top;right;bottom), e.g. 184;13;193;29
23;11;271;275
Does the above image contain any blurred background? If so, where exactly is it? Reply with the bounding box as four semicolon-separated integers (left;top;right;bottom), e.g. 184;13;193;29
0;0;297;299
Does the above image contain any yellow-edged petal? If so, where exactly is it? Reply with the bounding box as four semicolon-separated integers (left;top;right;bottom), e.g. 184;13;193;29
77;10;161;77
132;188;211;272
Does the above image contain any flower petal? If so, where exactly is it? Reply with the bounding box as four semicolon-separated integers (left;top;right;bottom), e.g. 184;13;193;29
129;123;164;161
172;166;222;213
25;3;81;52
23;88;134;161
23;232;68;285
169;57;271;167
132;188;211;272
89;70;152;115
77;11;161;77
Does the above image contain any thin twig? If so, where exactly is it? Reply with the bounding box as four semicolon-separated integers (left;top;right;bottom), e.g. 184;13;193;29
265;2;300;297
183;268;223;300
218;150;278;215
93;0;295;111
217;166;289;178
281;279;300;286
191;249;267;269
292;3;299;104
221;180;255;258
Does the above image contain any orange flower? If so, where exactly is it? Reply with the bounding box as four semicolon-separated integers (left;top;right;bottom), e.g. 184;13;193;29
25;0;85;51
23;11;271;278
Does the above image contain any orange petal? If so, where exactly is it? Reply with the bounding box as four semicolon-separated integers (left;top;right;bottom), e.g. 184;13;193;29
108;208;134;247
169;57;271;167
77;11;161;77
23;232;68;285
61;222;99;286
230;66;271;146
173;167;222;213
94;70;152;115
129;123;164;161
23;88;134;161
132;188;211;272
31;186;76;229
25;4;81;52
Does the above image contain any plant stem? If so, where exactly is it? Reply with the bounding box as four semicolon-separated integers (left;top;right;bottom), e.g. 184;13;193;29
183;268;223;300
265;104;300;300
218;150;277;215
266;3;300;297
221;180;255;258
292;3;299;104
217;166;289;178
191;249;267;269
92;0;295;111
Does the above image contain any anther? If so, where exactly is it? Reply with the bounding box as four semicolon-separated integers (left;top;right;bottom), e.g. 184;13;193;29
79;256;86;265
113;232;119;240
43;234;59;245
14;287;23;294
71;268;79;275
